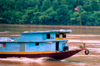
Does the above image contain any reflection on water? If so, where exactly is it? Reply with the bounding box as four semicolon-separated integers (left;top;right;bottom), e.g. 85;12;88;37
0;24;100;66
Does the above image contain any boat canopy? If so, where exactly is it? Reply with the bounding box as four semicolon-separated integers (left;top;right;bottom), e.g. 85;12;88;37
23;29;72;34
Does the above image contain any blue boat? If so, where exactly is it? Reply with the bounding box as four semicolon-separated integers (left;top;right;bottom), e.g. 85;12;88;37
0;29;89;59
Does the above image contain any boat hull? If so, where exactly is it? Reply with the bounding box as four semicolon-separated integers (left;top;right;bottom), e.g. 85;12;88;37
0;49;82;60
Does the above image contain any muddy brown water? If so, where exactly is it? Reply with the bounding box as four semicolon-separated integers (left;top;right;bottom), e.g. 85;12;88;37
0;24;100;66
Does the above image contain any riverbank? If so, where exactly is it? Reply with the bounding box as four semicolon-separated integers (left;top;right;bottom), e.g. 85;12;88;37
0;24;100;28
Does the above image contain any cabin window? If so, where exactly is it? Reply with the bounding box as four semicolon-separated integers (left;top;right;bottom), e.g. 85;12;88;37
62;33;66;38
36;42;39;46
56;33;66;38
47;34;50;39
56;34;60;38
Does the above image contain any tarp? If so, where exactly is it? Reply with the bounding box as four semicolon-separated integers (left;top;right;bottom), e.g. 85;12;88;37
0;37;15;41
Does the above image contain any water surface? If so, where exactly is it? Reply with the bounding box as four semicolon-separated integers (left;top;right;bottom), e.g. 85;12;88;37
0;24;100;66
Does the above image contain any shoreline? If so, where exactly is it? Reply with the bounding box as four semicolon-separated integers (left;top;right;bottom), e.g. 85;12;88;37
0;24;100;28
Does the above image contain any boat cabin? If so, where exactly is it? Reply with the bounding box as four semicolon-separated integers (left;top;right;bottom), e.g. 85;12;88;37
0;29;72;53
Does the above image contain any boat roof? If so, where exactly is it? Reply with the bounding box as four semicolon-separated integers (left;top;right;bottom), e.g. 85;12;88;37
23;29;72;34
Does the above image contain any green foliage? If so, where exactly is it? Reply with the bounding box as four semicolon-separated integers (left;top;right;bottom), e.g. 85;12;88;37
41;0;51;11
0;0;100;26
52;0;59;11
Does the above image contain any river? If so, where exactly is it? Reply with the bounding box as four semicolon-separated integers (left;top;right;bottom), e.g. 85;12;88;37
0;24;100;66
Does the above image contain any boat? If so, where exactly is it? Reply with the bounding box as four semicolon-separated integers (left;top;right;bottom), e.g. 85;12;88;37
0;29;89;60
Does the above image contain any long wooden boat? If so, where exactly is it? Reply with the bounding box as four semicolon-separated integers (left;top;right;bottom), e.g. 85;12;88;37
0;29;89;60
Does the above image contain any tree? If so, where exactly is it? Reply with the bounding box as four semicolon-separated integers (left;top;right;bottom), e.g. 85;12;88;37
32;12;42;24
70;11;79;25
52;0;59;11
90;0;100;11
41;0;51;11
0;0;100;26
39;7;55;25
56;4;70;25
